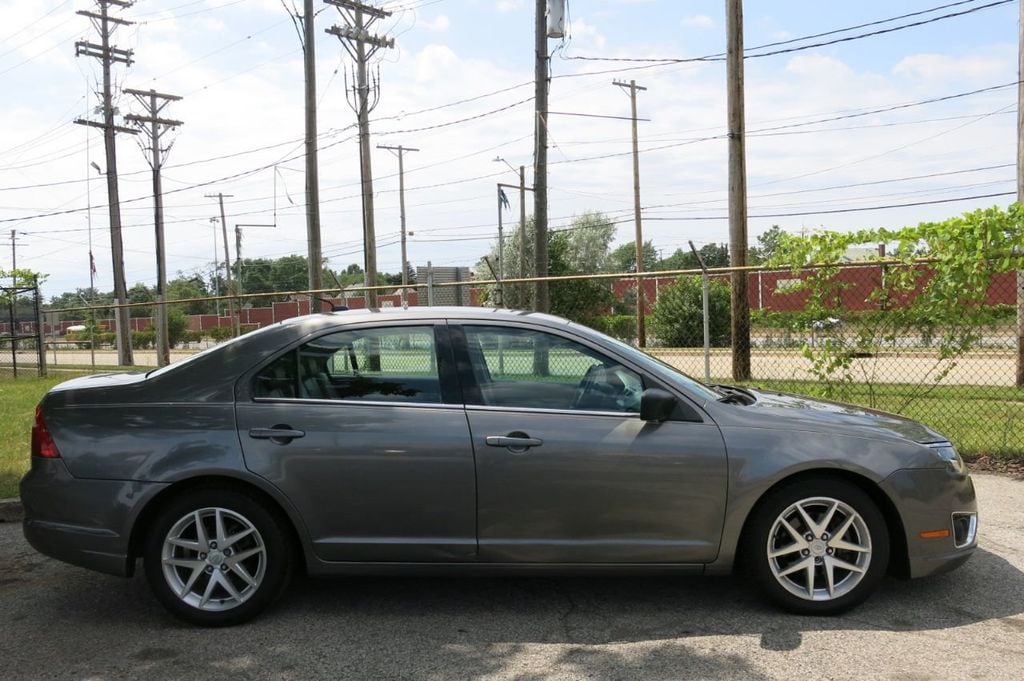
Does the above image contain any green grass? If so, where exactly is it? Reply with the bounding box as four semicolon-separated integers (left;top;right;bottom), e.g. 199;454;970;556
0;375;66;498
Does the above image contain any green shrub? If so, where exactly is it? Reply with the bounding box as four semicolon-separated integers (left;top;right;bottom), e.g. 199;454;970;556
651;276;731;347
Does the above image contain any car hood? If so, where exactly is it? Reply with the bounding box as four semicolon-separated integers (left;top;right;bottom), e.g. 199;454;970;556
737;388;947;444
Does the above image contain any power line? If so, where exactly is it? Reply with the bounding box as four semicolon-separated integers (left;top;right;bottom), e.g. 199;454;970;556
563;0;1012;64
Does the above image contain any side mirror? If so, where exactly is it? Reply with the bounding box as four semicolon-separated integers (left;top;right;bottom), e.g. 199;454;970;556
640;388;677;423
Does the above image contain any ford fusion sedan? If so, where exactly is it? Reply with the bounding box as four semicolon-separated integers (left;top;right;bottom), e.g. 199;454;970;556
21;308;977;626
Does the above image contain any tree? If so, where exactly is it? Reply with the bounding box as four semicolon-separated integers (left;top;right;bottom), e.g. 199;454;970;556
651;276;732;347
167;274;211;315
609;240;658;273
770;204;1024;410
127;282;154;318
475;211;617;321
749;225;785;265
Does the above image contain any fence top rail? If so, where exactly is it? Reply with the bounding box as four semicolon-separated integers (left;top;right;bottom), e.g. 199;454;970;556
43;257;954;316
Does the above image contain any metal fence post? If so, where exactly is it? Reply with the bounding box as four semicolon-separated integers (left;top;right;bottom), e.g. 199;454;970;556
426;262;435;307
33;276;46;377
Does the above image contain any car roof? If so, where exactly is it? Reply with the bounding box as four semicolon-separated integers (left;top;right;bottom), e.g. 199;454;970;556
309;306;575;328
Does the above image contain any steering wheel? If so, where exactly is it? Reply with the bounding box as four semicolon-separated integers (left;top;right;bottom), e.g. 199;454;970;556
571;363;604;410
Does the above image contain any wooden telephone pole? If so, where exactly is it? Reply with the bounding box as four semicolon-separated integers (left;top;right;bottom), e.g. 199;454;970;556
726;0;752;380
377;144;418;306
205;193;239;337
533;0;550;313
326;0;394;307
614;79;648;348
74;0;137;366
124;88;182;367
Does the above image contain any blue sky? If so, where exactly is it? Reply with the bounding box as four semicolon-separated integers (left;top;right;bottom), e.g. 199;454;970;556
0;0;1018;297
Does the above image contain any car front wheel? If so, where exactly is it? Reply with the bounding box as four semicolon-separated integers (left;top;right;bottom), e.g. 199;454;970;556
143;486;293;626
746;477;890;615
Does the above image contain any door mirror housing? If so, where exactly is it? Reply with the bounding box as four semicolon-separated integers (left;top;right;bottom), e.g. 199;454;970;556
640;388;677;423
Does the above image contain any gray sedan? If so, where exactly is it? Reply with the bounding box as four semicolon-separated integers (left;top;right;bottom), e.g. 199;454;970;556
21;308;978;626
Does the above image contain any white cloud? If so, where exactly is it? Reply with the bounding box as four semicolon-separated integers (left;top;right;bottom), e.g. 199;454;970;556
496;0;523;12
681;14;713;29
567;18;606;50
421;14;451;33
893;49;1013;82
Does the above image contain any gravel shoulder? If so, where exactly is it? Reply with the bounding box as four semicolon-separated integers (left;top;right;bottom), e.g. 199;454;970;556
1;474;1022;680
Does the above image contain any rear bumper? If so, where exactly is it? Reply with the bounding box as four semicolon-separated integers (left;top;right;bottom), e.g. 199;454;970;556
20;457;168;577
880;467;978;579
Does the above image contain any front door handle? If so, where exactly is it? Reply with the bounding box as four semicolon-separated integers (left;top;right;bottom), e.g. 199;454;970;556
249;426;306;444
486;434;543;452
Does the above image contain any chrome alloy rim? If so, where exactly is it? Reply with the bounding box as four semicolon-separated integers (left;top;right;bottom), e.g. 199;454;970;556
766;496;872;601
161;507;267;612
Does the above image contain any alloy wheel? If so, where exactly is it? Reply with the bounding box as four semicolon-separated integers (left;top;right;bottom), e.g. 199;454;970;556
161;507;267;612
766;496;872;601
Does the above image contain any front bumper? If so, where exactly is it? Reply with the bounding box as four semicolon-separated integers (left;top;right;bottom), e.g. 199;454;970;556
20;457;168;577
880;467;978;579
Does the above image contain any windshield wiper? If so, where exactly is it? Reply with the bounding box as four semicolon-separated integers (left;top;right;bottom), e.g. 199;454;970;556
710;384;756;405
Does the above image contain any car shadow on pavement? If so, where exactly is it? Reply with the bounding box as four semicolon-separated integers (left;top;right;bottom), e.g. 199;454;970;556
12;547;1021;681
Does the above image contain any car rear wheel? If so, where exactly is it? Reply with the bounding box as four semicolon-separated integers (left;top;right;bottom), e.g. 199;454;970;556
746;477;890;615
143;487;293;626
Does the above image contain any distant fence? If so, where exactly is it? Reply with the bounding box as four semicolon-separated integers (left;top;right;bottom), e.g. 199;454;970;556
25;262;1024;455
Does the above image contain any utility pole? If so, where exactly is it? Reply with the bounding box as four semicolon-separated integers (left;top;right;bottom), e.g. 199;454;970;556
74;0;137;367
9;230;19;286
326;0;394;307
534;0;551;313
495;157;535;308
124;88;182;368
377;144;418;306
303;0;323;296
519;165;528;284
1017;0;1024;388
205;193;238;337
726;0;752;381
614;79;648;347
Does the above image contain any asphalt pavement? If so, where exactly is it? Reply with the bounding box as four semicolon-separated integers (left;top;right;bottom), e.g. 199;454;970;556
1;473;1022;680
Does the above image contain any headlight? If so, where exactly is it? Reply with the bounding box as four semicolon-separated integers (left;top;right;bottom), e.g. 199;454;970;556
929;443;965;474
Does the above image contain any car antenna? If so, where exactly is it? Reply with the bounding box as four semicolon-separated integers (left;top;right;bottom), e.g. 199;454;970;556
317;270;349;313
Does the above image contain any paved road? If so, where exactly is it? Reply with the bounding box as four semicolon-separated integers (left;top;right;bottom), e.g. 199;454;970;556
1;474;1022;680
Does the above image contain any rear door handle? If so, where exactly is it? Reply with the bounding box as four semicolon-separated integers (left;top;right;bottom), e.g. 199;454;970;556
249;426;306;444
486;435;543;451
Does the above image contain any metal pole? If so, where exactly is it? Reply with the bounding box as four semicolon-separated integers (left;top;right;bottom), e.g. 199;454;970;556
426;261;434;306
497;185;505;306
726;0;752;381
690;241;711;383
33;277;46;377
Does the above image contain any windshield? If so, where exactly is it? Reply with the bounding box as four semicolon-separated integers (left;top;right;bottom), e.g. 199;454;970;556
594;331;722;402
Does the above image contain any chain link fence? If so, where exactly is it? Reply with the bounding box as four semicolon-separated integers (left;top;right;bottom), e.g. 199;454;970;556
39;263;1023;455
0;280;46;379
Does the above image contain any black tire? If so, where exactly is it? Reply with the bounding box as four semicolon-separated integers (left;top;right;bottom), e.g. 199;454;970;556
745;477;890;615
143;486;294;626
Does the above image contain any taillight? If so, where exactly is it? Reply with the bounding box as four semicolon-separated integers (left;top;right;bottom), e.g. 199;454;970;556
31;404;60;458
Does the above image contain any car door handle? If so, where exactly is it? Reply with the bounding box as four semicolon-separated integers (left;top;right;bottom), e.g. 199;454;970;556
486;435;543;449
249;427;306;443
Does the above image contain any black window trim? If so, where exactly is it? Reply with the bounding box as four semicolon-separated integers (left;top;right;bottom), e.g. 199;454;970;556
241;320;461;406
448;320;707;422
